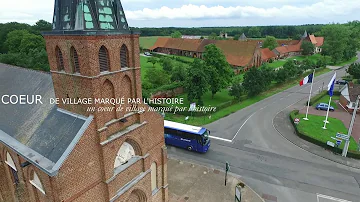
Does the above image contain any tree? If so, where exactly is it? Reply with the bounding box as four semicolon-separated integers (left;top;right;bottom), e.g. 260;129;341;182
301;41;315;55
171;31;182;38
171;64;187;82
203;44;233;98
160;57;173;72
242;66;272;96
32;20;52;33
348;63;360;79
275;68;288;83
185;59;209;106
229;82;245;101
208;32;218;40
233;34;240;40
200;36;204;39
147;57;158;67
262;36;278;50
321;24;351;64
248;27;261;38
242;67;264;96
145;68;170;88
4;30;30;53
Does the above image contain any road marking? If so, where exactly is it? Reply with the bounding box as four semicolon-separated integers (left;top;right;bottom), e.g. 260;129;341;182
232;112;257;142
317;193;352;202
209;135;232;142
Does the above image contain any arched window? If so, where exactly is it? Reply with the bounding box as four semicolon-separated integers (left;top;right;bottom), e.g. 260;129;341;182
114;142;135;168
71;47;80;73
5;152;19;185
99;46;110;72
120;44;129;68
151;162;157;192
30;172;45;195
55;46;64;71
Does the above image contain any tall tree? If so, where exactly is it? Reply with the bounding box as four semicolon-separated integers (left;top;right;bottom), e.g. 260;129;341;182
301;41;315;55
160;57;173;72
243;67;273;96
4;30;30;53
32;20;52;33
233;34;240;40
248;27;261;38
262;36;278;50
185;59;209;106
203;44;233;98
348;63;360;79
145;68;170;88
171;31;182;38
171;64;187;82
229;82;245;101
321;24;351;64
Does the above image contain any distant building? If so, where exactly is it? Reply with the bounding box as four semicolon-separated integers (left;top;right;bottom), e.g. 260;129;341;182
150;38;262;74
340;83;360;113
181;35;202;39
219;32;228;38
238;33;247;41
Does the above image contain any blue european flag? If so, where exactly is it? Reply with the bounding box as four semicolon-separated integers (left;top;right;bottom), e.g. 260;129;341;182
327;72;336;97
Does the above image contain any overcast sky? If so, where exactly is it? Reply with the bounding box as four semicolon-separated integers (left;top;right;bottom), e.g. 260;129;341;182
0;0;359;27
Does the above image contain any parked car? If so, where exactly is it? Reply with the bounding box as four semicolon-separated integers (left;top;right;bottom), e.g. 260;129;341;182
144;52;152;56
335;80;348;85
315;103;335;111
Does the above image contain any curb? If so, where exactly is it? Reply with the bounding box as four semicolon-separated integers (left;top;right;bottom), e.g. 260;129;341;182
272;108;360;170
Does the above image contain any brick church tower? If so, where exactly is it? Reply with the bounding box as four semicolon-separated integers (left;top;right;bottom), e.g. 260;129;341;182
0;0;168;202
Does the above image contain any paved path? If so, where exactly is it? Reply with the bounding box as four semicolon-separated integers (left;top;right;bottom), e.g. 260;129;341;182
168;158;264;202
168;52;360;202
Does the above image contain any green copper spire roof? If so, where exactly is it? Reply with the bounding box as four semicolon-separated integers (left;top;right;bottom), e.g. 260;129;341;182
50;0;131;35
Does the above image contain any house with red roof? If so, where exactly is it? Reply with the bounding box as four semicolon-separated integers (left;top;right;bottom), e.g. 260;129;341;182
149;38;263;74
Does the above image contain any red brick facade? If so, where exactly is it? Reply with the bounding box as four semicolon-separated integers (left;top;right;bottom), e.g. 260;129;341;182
0;33;168;202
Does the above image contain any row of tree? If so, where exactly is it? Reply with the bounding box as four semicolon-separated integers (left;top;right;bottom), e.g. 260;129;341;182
133;24;326;39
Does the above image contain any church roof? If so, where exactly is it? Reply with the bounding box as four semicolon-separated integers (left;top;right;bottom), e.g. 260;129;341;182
47;0;132;35
0;64;92;176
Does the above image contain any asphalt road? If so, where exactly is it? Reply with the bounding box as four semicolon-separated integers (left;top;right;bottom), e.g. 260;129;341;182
168;53;360;202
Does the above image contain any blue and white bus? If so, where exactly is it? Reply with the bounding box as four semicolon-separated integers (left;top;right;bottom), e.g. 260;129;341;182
164;120;211;153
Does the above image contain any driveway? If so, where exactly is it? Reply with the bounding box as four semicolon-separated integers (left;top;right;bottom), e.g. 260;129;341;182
299;102;360;141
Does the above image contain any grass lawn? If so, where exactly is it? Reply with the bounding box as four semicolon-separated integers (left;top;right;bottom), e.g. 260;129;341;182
334;56;358;66
313;94;340;109
164;68;332;126
161;54;195;63
140;56;163;79
267;60;286;69
139;36;169;49
294;113;358;151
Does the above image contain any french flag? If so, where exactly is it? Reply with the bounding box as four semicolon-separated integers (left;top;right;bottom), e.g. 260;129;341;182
299;73;314;86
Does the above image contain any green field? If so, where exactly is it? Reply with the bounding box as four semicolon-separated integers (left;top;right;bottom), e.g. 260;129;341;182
312;95;340;109
267;54;332;69
139;36;169;49
293;113;358;151
334;56;358;66
140;56;163;79
267;60;287;69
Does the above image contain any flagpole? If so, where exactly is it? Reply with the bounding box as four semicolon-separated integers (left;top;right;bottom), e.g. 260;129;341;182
322;96;332;129
304;69;315;120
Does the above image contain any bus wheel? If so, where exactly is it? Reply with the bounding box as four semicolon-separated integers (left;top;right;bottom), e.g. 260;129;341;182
187;146;192;151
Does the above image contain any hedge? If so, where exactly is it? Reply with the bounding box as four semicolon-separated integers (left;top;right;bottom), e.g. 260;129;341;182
289;110;360;159
151;53;193;65
307;90;340;106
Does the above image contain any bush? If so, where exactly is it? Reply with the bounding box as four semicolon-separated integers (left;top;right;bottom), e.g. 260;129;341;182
289;110;360;159
308;90;327;106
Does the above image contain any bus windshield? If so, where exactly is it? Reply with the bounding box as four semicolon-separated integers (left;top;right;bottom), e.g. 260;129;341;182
202;130;210;145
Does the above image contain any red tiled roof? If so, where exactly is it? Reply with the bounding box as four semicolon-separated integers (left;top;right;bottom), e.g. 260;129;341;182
149;37;170;50
315;37;324;47
274;41;302;54
261;48;277;61
150;38;259;67
214;40;260;67
309;35;317;44
178;39;203;52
